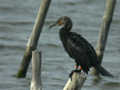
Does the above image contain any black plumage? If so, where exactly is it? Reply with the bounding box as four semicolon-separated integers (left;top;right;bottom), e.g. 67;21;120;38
50;16;112;77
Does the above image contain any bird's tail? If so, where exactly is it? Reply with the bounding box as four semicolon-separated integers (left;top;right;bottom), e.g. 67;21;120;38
95;65;113;77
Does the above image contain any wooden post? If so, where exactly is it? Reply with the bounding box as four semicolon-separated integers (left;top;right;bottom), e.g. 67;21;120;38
16;0;51;78
92;0;116;76
30;50;42;90
63;72;86;90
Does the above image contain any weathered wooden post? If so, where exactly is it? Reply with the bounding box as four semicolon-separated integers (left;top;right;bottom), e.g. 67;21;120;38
63;72;86;90
16;0;51;78
92;0;116;76
30;50;42;90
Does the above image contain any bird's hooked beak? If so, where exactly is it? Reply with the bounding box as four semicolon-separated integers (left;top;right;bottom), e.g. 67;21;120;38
49;19;64;29
49;22;58;29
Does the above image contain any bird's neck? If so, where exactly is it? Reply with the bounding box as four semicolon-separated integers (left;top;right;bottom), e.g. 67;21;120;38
60;23;72;33
59;27;70;46
59;22;72;42
64;23;72;32
59;27;70;35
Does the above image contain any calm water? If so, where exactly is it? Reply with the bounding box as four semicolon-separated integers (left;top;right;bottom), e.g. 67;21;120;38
0;0;120;90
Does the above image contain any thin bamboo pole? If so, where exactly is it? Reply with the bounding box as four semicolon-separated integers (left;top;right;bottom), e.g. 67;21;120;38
30;50;42;90
16;0;51;78
63;72;86;90
93;0;116;76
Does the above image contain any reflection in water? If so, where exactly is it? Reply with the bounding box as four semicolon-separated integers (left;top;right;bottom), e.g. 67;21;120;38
103;82;120;89
92;75;102;85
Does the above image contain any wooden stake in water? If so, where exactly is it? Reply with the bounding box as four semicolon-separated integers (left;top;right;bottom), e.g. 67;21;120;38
63;72;86;90
93;0;116;76
16;0;51;78
30;50;42;90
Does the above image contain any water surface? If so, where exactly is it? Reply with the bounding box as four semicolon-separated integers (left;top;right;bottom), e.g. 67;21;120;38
0;0;120;90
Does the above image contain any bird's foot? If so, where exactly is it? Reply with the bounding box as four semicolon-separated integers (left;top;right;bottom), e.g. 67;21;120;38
74;65;82;70
69;69;81;80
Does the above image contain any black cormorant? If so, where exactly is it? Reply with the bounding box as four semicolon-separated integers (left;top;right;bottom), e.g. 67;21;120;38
49;16;112;77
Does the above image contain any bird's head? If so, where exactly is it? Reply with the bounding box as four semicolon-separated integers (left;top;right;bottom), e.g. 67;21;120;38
49;16;72;31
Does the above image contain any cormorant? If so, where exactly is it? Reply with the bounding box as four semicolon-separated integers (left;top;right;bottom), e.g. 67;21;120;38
49;16;112;77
